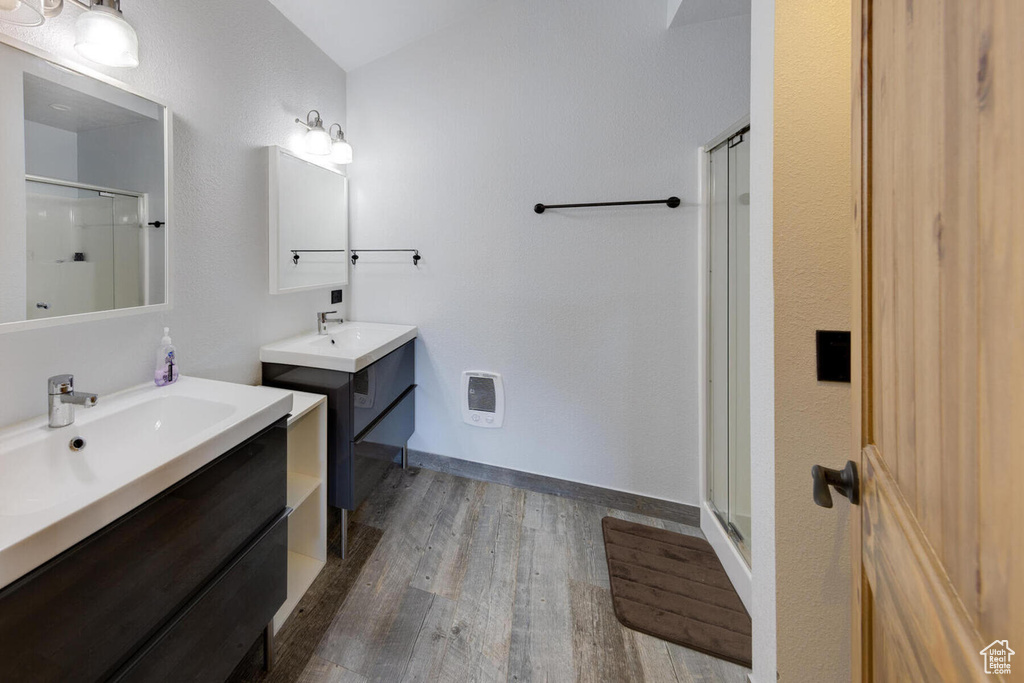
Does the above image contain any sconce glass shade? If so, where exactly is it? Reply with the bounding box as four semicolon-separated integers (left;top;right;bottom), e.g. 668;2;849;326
75;4;139;68
328;124;352;164
305;125;332;156
0;0;45;27
332;138;353;164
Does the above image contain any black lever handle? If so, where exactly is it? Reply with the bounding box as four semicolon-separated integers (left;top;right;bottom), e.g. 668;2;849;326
811;460;860;508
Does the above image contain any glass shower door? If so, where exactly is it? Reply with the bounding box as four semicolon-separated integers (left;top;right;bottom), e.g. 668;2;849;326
26;180;115;319
111;192;143;309
707;129;751;564
727;133;751;556
708;143;731;519
25;179;143;318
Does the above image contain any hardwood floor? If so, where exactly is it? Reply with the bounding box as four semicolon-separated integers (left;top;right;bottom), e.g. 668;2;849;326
229;466;750;683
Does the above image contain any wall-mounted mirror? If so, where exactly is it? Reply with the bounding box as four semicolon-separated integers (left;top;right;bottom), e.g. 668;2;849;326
0;39;170;332
268;146;348;295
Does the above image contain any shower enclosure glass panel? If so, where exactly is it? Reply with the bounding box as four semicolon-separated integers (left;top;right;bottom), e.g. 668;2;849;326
707;128;751;564
26;179;145;319
709;143;731;520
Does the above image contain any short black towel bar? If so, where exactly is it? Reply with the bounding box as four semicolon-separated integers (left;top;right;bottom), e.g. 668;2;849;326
350;249;421;266
291;249;347;265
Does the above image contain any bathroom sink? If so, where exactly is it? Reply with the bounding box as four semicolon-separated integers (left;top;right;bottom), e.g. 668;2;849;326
0;377;292;589
0;396;235;518
260;321;418;373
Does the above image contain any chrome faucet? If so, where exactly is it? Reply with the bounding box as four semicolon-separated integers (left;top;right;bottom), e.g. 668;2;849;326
48;374;98;428
317;310;344;335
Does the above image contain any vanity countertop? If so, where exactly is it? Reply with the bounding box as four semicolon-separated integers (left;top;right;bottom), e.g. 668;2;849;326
260;320;418;373
0;377;292;590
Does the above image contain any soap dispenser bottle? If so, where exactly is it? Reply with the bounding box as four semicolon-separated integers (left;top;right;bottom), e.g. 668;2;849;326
154;327;179;386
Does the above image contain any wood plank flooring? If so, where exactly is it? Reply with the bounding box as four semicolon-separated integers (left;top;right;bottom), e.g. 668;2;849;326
229;467;750;683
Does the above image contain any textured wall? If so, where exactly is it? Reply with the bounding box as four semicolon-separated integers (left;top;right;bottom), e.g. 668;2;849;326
748;0;777;679
0;0;346;426
773;0;852;679
24;121;77;180
345;2;750;505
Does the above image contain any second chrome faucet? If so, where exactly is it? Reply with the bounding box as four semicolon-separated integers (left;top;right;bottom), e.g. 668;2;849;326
317;310;344;335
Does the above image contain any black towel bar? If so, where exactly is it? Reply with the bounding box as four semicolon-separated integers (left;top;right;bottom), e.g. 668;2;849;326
290;249;346;265
350;249;421;266
533;197;681;214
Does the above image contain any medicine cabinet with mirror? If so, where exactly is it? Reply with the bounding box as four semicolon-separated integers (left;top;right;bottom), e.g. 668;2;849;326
268;145;348;295
0;37;170;333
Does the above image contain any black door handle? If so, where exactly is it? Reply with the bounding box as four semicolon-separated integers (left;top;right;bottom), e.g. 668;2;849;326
811;460;860;508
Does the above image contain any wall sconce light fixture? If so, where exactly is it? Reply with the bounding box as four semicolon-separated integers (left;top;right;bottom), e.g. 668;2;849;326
295;110;332;156
329;124;353;164
1;0;139;69
0;0;62;26
74;0;139;68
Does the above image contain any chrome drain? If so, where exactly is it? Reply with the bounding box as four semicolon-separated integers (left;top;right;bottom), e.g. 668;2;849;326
69;437;86;452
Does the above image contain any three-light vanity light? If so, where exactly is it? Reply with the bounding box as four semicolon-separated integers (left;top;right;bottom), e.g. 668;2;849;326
295;110;353;164
0;0;139;68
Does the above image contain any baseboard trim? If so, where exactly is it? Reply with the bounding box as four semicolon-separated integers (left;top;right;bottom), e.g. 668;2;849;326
408;450;700;527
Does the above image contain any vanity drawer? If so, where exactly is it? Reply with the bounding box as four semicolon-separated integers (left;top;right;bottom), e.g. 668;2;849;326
351;386;415;509
352;339;415;435
112;510;288;683
0;418;287;683
263;340;416;511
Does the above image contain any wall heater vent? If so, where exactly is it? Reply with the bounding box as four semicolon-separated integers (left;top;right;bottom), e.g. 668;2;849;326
462;371;504;428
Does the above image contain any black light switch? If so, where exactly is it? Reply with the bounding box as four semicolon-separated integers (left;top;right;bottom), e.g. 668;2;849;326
816;330;851;383
331;289;343;304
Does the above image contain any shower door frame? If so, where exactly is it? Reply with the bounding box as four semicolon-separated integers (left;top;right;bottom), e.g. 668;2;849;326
697;117;753;612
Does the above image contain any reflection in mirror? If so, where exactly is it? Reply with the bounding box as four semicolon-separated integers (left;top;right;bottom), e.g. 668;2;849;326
0;40;168;327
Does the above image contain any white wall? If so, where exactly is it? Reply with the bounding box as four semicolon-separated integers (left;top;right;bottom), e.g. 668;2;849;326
24;120;77;180
668;0;750;28
0;0;347;426
346;2;750;505
749;0;777;680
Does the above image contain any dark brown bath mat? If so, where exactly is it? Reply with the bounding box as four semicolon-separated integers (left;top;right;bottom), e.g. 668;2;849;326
601;516;752;668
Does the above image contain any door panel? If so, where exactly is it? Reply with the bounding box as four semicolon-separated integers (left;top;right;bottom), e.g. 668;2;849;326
853;0;1022;679
862;447;983;681
977;0;1024;648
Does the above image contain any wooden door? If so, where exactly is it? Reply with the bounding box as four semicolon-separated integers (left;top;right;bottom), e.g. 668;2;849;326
851;0;1023;680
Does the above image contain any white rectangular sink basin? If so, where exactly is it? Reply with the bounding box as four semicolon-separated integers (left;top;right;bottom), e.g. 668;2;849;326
260;320;418;373
0;377;292;589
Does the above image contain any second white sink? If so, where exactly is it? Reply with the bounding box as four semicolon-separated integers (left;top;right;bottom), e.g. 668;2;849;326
260;321;418;373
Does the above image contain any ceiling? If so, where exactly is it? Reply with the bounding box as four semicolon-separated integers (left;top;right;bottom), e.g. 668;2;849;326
266;0;502;72
23;74;153;133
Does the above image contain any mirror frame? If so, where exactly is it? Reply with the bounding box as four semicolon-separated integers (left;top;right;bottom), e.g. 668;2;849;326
0;33;173;335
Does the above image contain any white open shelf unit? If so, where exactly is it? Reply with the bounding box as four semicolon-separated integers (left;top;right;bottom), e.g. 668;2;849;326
273;390;328;634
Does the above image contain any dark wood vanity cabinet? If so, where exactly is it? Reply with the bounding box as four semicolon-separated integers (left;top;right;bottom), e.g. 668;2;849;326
0;418;289;683
262;339;416;511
